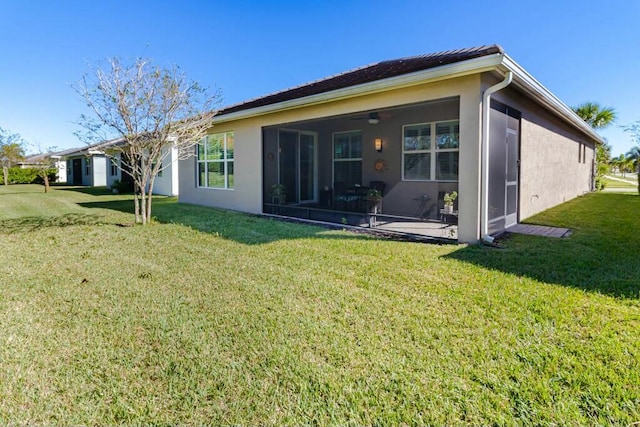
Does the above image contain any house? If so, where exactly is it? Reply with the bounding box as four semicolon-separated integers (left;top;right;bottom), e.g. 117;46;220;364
178;45;601;243
60;139;180;196
19;152;69;183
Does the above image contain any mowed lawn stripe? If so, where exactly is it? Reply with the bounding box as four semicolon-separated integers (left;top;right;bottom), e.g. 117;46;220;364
0;184;638;425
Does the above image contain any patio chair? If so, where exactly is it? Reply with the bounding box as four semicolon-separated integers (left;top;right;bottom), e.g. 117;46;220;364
334;181;359;211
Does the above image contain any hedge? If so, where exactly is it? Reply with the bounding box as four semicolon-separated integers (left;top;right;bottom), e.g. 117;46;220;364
7;167;57;184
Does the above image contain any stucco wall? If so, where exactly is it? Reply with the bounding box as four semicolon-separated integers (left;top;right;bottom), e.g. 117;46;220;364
153;146;179;196
491;86;596;220
92;156;107;187
179;75;484;242
106;154;121;189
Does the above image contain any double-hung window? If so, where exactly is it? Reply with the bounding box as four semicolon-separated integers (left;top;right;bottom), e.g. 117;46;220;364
110;158;119;176
403;120;459;181
197;131;234;189
333;131;362;186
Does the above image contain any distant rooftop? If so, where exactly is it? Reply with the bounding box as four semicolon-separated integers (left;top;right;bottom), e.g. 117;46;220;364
218;45;504;116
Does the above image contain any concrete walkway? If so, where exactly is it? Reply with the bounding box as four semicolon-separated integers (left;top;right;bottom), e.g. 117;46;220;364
506;223;572;238
602;187;638;193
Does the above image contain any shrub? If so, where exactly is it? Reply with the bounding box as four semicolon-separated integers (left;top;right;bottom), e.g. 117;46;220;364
8;167;38;184
8;167;56;184
111;179;134;193
33;169;57;185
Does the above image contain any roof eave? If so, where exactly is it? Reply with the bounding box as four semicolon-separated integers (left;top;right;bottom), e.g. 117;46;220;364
212;51;603;145
213;53;505;124
501;54;604;144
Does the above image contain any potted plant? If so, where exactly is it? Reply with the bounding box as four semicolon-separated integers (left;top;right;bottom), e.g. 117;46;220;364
366;188;383;214
270;184;286;205
443;191;458;214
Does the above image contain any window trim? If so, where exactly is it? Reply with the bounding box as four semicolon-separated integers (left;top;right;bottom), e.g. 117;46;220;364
332;130;363;186
110;157;119;177
402;119;460;182
196;131;235;190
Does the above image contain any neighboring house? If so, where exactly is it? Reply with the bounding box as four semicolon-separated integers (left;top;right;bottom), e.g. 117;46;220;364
62;141;112;187
19;152;68;183
177;45;601;243
59;139;180;196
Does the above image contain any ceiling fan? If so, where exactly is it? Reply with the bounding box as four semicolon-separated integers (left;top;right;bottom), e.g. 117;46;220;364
351;112;380;125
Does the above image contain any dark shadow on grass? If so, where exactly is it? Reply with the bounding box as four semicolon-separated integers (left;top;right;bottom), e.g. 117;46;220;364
57;186;122;196
0;213;107;234
77;198;431;245
444;194;640;299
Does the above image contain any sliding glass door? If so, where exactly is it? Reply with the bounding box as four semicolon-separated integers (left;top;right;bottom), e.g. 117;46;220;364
278;130;317;204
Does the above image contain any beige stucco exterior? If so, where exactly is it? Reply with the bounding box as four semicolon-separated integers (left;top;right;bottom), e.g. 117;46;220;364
491;86;596;220
179;66;599;243
179;75;485;242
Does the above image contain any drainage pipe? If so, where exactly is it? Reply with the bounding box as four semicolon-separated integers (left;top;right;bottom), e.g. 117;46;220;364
481;71;512;243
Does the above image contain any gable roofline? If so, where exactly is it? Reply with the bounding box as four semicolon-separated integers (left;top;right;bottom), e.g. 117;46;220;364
501;54;603;143
58;137;126;157
211;45;603;144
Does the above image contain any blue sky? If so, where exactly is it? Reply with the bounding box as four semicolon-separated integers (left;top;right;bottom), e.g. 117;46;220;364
1;0;639;156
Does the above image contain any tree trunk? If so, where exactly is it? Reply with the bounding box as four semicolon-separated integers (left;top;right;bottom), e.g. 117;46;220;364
140;188;147;225
43;173;50;193
146;191;153;224
146;175;156;224
134;182;141;223
2;166;8;186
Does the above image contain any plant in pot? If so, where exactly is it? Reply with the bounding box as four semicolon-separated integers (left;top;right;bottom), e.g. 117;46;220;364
443;191;458;214
270;184;286;204
366;188;383;214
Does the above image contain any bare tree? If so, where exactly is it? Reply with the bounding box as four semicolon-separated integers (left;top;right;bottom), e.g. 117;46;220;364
27;145;59;193
0;127;26;185
74;58;220;224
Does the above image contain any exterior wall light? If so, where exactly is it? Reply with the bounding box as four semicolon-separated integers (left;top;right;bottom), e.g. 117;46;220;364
374;138;383;152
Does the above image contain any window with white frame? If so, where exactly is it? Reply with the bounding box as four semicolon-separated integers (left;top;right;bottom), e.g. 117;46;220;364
403;120;459;181
333;131;362;186
197;131;234;189
110;158;119;176
85;158;91;176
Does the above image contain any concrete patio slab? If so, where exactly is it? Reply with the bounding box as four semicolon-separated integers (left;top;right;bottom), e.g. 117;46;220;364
506;223;571;238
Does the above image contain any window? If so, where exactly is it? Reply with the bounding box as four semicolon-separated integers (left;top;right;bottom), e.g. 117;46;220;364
152;160;163;177
197;131;234;189
85;159;91;176
110;158;119;176
579;143;586;164
67;160;72;176
403;120;459;181
333;131;362;186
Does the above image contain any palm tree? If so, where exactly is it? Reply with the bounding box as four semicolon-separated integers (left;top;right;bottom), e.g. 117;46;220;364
0;140;26;186
626;146;640;175
572;102;617;190
572;102;617;129
623;147;640;193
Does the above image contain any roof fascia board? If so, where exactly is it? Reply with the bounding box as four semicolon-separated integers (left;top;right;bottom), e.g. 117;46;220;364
501;54;603;143
213;54;505;124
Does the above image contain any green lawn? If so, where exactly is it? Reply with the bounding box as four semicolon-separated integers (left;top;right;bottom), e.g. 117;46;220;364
603;176;637;189
1;184;639;425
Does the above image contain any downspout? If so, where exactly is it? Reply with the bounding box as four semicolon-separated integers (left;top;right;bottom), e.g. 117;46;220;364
481;70;512;243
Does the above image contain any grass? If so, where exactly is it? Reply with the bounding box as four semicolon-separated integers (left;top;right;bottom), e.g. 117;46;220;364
1;184;639;425
603;176;637;189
